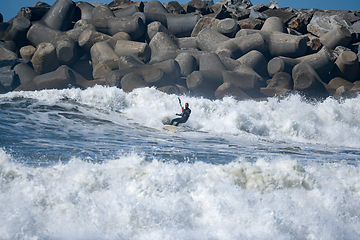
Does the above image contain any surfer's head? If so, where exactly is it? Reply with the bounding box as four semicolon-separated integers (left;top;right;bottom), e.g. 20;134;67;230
185;103;189;108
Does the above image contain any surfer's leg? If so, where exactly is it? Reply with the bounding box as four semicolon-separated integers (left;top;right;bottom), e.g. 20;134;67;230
175;118;186;126
171;118;180;126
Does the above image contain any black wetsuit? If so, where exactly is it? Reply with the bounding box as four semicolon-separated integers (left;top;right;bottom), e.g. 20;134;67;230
171;107;191;126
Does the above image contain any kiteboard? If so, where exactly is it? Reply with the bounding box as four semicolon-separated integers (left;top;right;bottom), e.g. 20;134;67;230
163;124;177;133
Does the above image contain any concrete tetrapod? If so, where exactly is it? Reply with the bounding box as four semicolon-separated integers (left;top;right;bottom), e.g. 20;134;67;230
41;0;76;31
175;52;198;77
0;16;31;49
236;29;308;58
82;16;145;40
319;26;352;50
332;51;359;82
32;65;77;90
292;62;329;98
31;42;60;74
90;41;120;79
186;70;224;99
114;40;151;63
14;62;39;87
199;53;226;71
27;23;78;65
261;16;286;33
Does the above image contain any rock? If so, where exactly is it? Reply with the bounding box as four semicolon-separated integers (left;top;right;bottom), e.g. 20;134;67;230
352;21;360;42
185;0;213;15
0;47;18;68
305;33;322;54
249;8;268;20
208;3;231;19
262;8;296;24
0;66;17;92
226;0;252;20
166;1;186;14
307;11;353;37
268;0;279;9
237;18;263;30
191;16;218;37
287;9;315;34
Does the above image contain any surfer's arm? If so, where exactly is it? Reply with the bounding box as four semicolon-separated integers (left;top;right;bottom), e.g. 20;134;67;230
176;107;185;116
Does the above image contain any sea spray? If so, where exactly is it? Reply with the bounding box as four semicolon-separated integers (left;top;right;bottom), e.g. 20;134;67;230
1;149;360;239
3;86;360;149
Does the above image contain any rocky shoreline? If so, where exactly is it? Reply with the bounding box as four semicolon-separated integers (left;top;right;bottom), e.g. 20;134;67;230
0;0;359;100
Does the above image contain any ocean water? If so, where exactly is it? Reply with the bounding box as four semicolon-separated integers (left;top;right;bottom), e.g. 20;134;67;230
1;85;360;239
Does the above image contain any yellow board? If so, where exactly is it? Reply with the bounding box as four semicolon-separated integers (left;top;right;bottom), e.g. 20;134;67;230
163;124;177;133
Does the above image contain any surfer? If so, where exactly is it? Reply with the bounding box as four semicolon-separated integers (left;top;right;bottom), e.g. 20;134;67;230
170;102;191;126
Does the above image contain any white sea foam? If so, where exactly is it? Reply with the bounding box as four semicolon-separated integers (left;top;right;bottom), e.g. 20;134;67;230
1;149;360;239
3;86;360;149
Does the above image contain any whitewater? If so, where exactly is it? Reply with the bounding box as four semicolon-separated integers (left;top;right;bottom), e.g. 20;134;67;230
1;85;360;239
